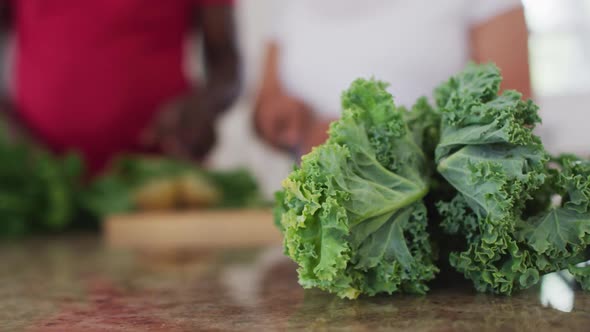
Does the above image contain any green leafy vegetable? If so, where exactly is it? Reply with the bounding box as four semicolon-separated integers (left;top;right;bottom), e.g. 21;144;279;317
1;118;261;236
569;263;590;291
435;64;590;294
0;130;83;237
83;156;262;218
207;169;261;208
275;63;590;298
523;155;590;286
276;79;438;299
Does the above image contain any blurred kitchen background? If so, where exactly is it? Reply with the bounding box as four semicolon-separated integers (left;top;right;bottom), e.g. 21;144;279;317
1;2;589;329
213;0;590;198
0;0;589;199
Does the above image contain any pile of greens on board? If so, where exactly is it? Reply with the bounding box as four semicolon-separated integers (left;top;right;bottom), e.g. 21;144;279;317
0;118;261;237
274;63;590;298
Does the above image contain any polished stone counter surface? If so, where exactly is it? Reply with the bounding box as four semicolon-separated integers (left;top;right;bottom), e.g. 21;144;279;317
1;235;589;331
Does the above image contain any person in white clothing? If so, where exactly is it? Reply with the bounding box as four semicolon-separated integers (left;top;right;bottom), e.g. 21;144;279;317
254;0;531;156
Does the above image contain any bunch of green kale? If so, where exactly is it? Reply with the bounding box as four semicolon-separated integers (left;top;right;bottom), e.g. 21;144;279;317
0;122;261;237
274;63;590;298
0;134;84;236
82;156;262;217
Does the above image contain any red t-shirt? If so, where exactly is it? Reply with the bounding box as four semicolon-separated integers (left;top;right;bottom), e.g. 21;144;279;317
11;0;232;172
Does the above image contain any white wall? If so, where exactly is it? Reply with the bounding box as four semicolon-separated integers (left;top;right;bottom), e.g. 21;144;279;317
537;93;590;157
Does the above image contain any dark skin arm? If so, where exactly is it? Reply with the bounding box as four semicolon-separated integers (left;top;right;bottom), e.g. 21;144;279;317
145;5;241;161
0;2;25;143
254;42;326;156
471;8;532;99
199;5;241;114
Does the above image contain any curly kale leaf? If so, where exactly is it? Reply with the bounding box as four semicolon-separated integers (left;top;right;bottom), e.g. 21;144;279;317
435;63;550;294
275;64;590;297
206;169;261;208
404;97;441;166
0;141;83;236
569;262;590;291
82;157;261;218
525;208;590;258
522;155;590;266
277;79;437;299
435;64;541;163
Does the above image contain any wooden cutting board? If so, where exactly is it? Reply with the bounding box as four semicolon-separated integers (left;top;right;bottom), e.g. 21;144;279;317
104;209;283;251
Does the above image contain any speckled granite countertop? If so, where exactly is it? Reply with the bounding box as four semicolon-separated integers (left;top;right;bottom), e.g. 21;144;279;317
1;235;589;331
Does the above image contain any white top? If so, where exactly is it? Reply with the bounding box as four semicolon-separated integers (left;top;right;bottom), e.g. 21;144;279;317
272;0;522;117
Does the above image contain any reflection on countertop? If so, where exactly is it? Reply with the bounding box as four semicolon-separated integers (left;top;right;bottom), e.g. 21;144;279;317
1;235;589;331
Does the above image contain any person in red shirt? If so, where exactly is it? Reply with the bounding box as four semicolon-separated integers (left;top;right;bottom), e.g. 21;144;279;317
0;0;240;173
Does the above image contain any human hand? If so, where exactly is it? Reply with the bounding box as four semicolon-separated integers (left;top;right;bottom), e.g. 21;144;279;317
255;94;313;153
301;119;332;156
142;94;217;161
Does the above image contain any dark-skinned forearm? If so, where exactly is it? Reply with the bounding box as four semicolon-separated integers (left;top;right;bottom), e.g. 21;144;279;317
0;0;11;114
202;53;241;116
197;5;241;117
